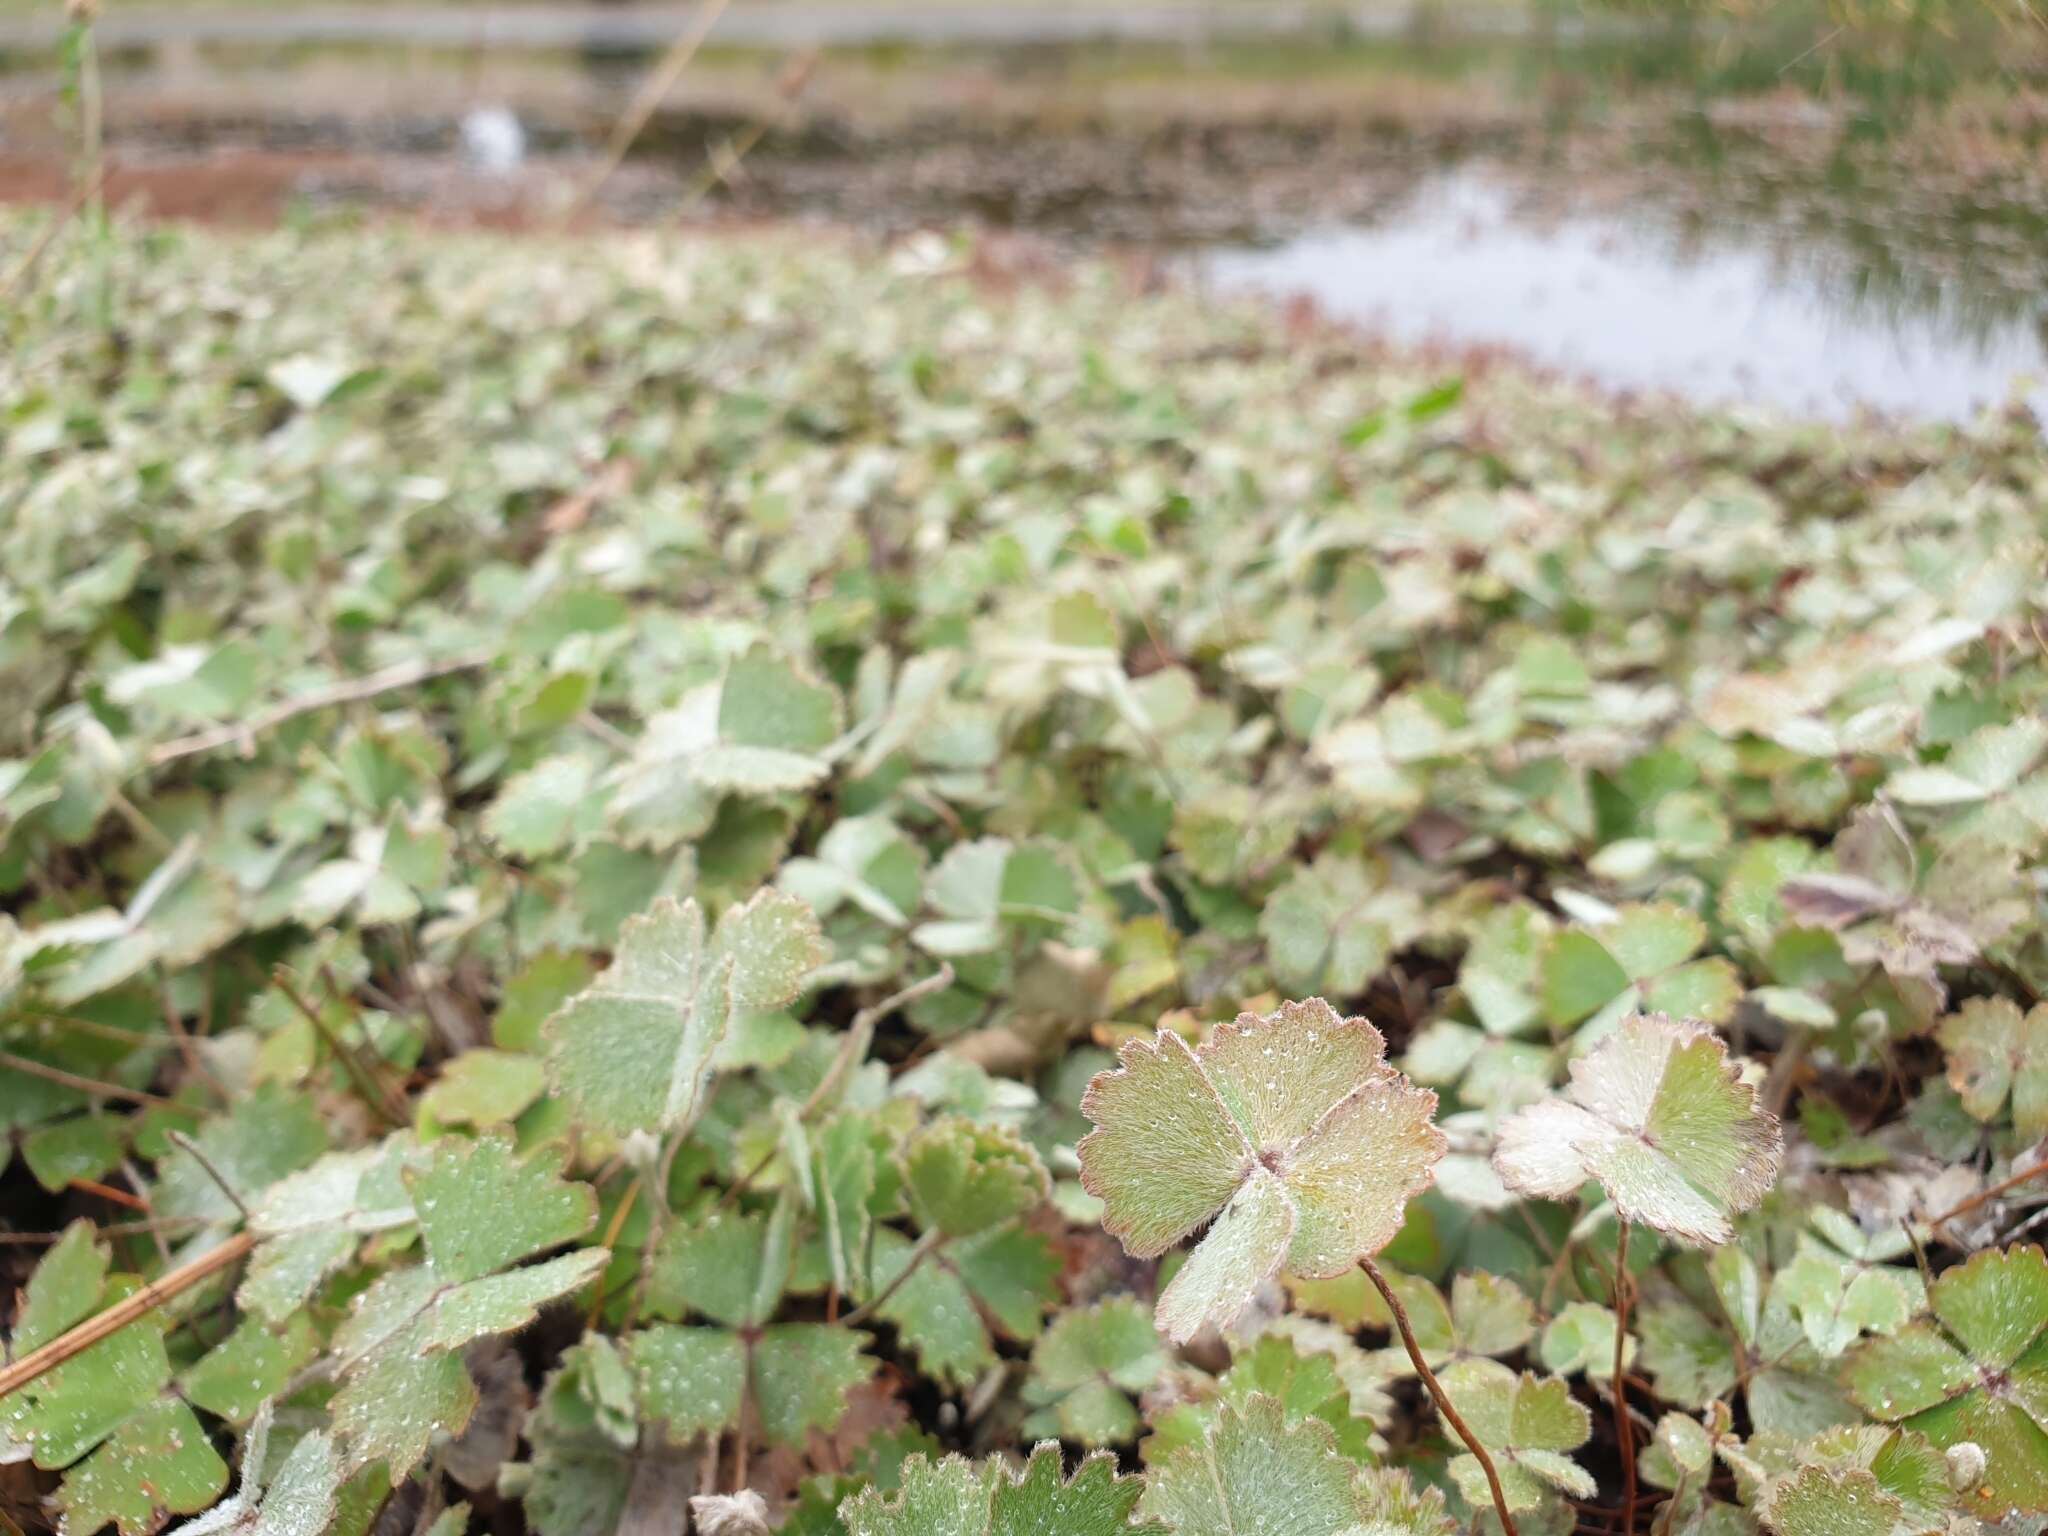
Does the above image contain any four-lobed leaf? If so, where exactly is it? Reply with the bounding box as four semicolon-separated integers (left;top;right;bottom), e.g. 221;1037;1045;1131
1439;1359;1596;1513
1936;996;2048;1141
1846;1244;2048;1514
1492;1011;1782;1245
1079;998;1445;1342
0;1223;229;1536
543;890;826;1139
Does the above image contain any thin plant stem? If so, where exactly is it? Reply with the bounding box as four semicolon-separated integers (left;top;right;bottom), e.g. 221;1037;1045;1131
732;1352;752;1492
158;977;228;1103
1360;1255;1519;1536
720;965;952;1210
1612;1217;1638;1536
0;1230;254;1399
146;653;488;768
588;1178;643;1330
1928;1157;2048;1231
167;1130;252;1221
839;1230;947;1328
272;968;407;1126
572;0;735;218
0;1047;174;1108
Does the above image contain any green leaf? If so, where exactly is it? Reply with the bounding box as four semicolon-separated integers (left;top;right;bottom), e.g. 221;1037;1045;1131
902;1118;1050;1239
644;1206;791;1330
484;754;606;860
1260;854;1420;998
779;816;926;928
1493;1011;1782;1244
840;1443;1159;1536
1937;996;2048;1140
1758;1465;1900;1536
1140;1394;1376;1535
1024;1299;1167;1449
1540;1303;1633;1377
54;1399;229;1536
1846;1244;2048;1514
0;1229;235;1534
419;1049;548;1126
1750;1425;1951;1536
178;1314;320;1426
1079;998;1445;1341
1541;904;1739;1034
1459;903;1555;1037
331;1348;477;1481
326;1204;607;1477
404;1132;595;1286
543;890;826;1138
2;1281;171;1469
22;1114;122;1193
949;1224;1061;1342
870;1228;996;1389
753;1324;874;1448
1439;1359;1595;1512
607;649;842;846
154;1085;327;1226
628;1326;746;1441
840;1455;994;1536
1159;1331;1384;1470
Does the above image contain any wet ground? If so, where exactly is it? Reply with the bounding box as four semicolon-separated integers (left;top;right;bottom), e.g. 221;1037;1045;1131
4;13;2045;421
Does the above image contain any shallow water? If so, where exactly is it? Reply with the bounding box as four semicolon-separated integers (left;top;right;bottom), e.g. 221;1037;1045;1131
1197;167;2048;423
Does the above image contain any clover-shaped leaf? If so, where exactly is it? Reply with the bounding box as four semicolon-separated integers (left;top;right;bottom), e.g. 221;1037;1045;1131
1752;1426;1951;1536
1492;1011;1782;1245
1540;903;1740;1036
1259;853;1422;999
292;812;450;929
1937;996;2048;1141
1781;804;2025;999
1438;1360;1595;1512
0;1223;230;1536
902;1117;1050;1239
839;1443;1161;1536
544;890;826;1138
1144;1331;1383;1471
1022;1299;1168;1447
911;838;1081;958
1846;1243;2048;1513
632;1199;874;1451
1540;1303;1633;1377
1139;1394;1381;1536
605;648;843;848
327;1134;607;1477
1775;1210;1924;1359
1080;998;1444;1342
1373;1271;1537;1374
778;815;927;928
1887;717;2048;850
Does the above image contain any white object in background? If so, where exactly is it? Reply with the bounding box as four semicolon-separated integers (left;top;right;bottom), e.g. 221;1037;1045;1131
461;106;526;176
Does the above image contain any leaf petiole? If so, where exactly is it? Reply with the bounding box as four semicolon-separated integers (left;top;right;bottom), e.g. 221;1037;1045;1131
1360;1254;1519;1536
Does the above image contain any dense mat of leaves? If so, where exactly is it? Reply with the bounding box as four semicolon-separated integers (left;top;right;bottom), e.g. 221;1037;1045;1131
2;212;2048;1536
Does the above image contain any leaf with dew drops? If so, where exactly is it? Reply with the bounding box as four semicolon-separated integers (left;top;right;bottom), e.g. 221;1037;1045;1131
1079;998;1444;1342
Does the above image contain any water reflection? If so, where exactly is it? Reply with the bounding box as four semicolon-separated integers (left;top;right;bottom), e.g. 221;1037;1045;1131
1199;167;2048;422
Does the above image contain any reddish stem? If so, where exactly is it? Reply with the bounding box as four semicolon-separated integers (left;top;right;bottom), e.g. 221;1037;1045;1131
1361;1255;1519;1536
